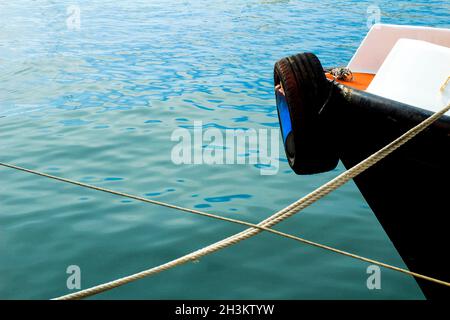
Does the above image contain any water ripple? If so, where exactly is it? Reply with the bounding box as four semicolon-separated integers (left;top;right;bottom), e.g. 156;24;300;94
0;0;442;299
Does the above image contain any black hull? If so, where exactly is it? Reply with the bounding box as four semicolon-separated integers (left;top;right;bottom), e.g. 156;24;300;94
324;85;450;299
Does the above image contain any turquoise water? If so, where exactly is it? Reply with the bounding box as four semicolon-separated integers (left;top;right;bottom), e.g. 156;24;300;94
1;0;449;300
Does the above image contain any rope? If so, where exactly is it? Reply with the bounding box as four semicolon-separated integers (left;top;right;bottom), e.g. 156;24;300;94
48;101;449;300
325;67;354;81
3;156;450;298
54;223;450;301
441;75;450;92
4;165;449;299
0;162;276;231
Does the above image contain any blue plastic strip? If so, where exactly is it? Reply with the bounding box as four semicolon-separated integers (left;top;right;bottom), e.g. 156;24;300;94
276;91;292;144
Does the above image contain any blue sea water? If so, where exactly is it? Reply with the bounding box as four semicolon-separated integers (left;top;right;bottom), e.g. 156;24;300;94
0;0;448;299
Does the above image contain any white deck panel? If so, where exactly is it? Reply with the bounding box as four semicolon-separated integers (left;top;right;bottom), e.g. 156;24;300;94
366;39;450;114
348;24;450;74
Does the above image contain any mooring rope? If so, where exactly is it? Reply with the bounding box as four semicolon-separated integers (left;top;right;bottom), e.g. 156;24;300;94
54;224;450;301
4;161;450;299
0;162;273;230
1;103;449;299
441;75;450;92
47;101;449;299
3;159;450;299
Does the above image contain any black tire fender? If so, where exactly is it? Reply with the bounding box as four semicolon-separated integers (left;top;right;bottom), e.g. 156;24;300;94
274;52;339;174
